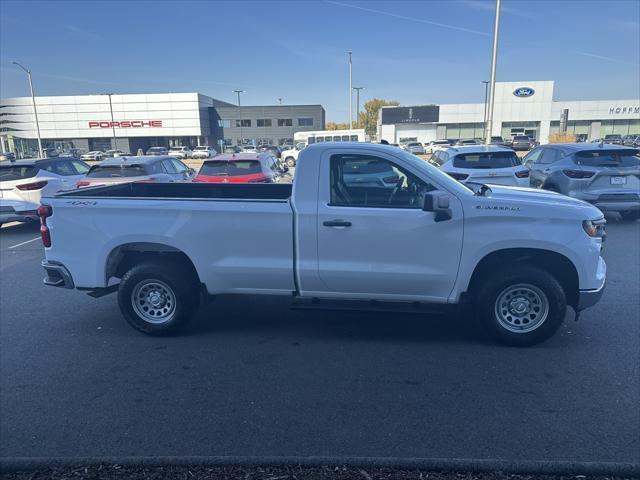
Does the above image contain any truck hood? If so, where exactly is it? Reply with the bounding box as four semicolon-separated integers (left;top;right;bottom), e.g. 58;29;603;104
481;184;603;217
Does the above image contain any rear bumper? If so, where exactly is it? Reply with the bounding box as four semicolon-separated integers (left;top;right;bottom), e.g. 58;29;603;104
42;260;75;289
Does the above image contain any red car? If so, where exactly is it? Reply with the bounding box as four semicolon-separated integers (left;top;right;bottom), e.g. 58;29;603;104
193;152;288;184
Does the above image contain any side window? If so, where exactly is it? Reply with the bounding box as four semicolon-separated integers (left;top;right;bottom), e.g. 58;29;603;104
523;148;542;165
170;158;188;173
71;160;90;174
538;149;558;164
161;159;178;173
54;160;77;176
148;161;166;175
330;154;434;209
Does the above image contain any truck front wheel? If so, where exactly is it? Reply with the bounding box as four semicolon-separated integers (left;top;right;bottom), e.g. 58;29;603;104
475;266;566;346
118;261;199;335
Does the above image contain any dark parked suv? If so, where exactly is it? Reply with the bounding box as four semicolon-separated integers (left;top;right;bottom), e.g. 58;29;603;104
603;134;623;145
511;135;533;151
523;143;640;220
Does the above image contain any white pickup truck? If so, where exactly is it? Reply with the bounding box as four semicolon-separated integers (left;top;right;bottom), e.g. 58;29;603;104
40;143;606;346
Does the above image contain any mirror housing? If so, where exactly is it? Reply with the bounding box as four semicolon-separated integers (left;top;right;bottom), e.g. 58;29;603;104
422;191;452;222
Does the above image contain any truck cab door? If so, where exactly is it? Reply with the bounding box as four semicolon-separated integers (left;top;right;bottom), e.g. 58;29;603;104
311;149;464;302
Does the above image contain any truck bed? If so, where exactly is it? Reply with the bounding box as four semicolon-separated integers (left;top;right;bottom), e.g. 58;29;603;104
56;182;292;200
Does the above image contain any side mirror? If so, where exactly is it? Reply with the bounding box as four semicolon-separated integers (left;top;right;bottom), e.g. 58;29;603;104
422;191;452;222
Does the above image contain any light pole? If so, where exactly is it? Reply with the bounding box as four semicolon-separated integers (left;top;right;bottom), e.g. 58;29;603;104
348;51;353;130
104;93;117;149
12;61;43;158
353;87;364;128
278;97;282;105
484;0;501;144
233;89;245;145
482;80;489;139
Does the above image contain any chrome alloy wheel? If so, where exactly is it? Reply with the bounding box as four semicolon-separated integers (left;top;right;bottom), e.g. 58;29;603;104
131;279;176;324
494;283;549;333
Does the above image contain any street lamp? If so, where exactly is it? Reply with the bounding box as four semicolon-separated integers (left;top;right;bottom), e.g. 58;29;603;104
353;87;364;128
484;0;501;144
347;51;353;129
233;89;245;146
12;61;43;158
482;80;489;139
103;93;117;149
278;97;282;105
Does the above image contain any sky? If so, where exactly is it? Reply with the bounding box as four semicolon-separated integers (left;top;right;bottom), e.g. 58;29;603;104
0;0;638;122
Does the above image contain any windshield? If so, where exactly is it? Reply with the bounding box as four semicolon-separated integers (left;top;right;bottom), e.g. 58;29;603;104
195;146;208;150
575;149;639;167
200;160;262;176
0;165;37;181
86;165;147;177
453;151;521;169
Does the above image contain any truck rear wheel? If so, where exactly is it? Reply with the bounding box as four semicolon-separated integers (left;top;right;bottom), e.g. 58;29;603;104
475;266;566;346
118;261;199;335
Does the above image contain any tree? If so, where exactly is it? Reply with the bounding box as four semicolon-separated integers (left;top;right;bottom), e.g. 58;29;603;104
357;99;400;137
326;121;350;131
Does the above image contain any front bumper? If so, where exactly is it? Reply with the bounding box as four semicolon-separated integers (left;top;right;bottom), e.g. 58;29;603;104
42;260;75;289
577;281;606;310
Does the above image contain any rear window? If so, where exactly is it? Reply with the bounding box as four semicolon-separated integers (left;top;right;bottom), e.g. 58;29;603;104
453;152;521;169
87;165;147;177
195;147;208;150
574;150;639;167
343;159;393;174
0;165;37;181
407;143;421;147
513;136;529;141
200;161;262;176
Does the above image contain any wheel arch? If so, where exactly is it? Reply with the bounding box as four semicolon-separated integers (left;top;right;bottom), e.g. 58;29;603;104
467;248;580;308
105;242;201;287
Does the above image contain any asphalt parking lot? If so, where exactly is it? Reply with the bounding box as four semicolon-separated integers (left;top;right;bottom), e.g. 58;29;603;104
0;217;638;465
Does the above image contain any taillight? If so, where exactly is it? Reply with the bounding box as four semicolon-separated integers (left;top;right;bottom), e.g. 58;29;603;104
17;180;48;191
515;170;530;178
563;169;595;179
76;181;91;188
37;204;53;247
448;172;469;181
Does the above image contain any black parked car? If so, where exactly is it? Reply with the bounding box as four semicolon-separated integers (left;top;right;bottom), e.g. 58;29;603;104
603;134;623;145
258;145;282;158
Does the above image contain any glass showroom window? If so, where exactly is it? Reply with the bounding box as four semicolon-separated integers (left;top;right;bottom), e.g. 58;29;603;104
278;119;293;127
298;118;313;126
218;119;231;128
236;119;251;127
257;119;272;127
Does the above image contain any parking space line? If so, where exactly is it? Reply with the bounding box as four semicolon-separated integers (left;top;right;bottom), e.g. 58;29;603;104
8;237;41;249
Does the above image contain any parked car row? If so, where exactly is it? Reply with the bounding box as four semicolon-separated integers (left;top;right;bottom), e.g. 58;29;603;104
400;136;538;153
428;143;640;220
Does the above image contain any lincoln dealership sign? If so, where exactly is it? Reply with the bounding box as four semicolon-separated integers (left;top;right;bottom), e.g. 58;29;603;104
380;106;439;124
88;120;163;128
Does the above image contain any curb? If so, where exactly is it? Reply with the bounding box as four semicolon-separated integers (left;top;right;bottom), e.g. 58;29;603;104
1;456;639;477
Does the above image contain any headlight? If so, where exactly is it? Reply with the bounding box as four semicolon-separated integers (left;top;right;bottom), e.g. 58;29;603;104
583;218;606;239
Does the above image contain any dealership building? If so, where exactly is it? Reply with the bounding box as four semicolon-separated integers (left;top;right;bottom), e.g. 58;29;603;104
378;81;640;145
0;92;325;156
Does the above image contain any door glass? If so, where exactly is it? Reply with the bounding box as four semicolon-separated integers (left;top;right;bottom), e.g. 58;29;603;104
71;160;90;174
162;159;178;173
54;160;77;176
330;154;433;208
170;158;188;173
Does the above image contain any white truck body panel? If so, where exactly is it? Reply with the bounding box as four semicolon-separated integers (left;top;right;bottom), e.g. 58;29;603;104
42;143;606;308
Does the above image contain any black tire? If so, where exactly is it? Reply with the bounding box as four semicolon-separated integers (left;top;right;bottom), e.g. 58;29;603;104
117;261;200;335
475;266;566;347
285;157;296;168
620;210;640;221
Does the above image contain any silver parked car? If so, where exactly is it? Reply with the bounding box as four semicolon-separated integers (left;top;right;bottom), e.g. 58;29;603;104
76;155;195;188
404;142;425;155
523;143;640;220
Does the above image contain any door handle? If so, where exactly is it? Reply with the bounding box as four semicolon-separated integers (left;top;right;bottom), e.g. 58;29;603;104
323;219;352;227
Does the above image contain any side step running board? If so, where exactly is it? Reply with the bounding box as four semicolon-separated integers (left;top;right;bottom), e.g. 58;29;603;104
291;297;457;315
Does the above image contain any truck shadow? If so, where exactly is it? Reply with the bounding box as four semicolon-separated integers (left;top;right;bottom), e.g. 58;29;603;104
189;294;486;345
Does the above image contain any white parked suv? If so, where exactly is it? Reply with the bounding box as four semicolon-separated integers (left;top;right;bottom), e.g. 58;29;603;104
41;143;606;346
0;158;90;227
432;145;530;187
192;146;217;159
168;146;193;159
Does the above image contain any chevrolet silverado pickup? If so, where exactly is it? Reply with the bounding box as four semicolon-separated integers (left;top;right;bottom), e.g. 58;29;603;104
40;143;607;346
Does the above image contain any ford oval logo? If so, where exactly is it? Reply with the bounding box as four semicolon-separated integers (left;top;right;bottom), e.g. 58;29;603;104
513;87;535;97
